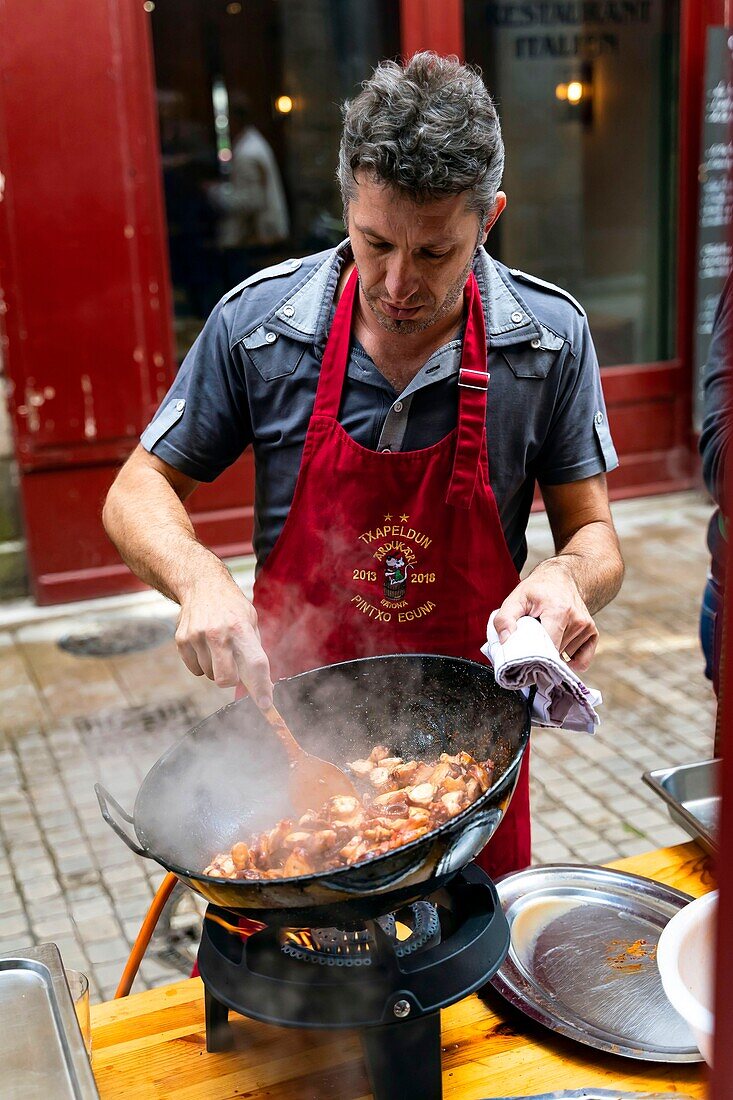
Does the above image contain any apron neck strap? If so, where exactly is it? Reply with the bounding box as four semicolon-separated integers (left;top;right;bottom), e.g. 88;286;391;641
446;272;489;509
314;265;489;510
312;266;359;419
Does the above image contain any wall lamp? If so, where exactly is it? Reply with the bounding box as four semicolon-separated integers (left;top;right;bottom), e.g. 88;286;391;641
555;63;593;126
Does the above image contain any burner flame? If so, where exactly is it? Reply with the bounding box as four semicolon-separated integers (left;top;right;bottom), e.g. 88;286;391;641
282;927;373;958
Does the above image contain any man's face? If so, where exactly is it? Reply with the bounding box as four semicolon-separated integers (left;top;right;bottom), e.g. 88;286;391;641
346;174;504;336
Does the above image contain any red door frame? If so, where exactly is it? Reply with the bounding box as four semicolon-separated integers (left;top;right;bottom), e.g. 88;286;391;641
0;0;254;604
0;1;176;604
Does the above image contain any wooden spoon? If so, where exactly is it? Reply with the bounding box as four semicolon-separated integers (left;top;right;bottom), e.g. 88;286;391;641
261;704;359;816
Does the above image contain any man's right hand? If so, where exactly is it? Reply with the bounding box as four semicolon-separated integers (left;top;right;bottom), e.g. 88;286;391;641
175;577;274;710
103;447;274;707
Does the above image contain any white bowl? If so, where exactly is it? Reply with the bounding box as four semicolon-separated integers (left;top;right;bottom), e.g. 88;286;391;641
657;890;717;1064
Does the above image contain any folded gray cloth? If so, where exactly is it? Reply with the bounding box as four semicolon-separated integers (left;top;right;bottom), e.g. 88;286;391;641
481;612;602;734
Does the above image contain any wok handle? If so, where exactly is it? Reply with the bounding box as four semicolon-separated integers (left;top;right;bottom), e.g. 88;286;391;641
95;784;148;859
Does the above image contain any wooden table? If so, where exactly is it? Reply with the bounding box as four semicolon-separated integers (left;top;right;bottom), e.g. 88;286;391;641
90;842;714;1099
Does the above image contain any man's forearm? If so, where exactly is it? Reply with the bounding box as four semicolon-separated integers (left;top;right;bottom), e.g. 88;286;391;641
532;519;624;615
103;459;231;606
104;450;274;705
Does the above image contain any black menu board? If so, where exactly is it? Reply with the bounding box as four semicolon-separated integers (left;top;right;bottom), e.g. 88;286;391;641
694;26;733;427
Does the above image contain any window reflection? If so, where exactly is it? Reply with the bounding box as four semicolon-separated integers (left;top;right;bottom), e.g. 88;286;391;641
150;0;400;361
464;1;679;367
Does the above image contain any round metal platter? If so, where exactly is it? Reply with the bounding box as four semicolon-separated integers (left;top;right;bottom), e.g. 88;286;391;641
489;864;704;1062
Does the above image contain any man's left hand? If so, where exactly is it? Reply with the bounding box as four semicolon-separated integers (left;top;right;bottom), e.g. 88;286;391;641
492;558;598;674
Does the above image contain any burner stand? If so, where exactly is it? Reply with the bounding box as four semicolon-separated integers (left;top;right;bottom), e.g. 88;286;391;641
197;864;509;1100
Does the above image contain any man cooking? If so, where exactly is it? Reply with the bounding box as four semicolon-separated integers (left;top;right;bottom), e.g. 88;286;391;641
103;52;624;879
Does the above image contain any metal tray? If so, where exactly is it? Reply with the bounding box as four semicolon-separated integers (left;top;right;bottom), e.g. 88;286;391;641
483;1093;695;1099
0;942;99;1099
489;865;703;1063
643;758;720;855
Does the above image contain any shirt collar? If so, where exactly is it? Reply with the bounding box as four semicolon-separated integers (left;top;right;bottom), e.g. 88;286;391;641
270;239;541;351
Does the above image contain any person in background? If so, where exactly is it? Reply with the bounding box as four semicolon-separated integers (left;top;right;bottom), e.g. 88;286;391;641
209;93;290;287
699;272;732;701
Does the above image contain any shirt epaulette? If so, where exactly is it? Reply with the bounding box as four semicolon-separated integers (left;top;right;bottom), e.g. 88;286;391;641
508;268;585;316
221;257;304;303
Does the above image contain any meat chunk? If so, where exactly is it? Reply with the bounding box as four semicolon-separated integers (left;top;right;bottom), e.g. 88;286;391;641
391;761;420;786
408;783;436;807
231;842;250;871
327;795;360;818
441;791;466;817
204;745;493;880
282;848;315;877
368;767;394;790
347;758;374;777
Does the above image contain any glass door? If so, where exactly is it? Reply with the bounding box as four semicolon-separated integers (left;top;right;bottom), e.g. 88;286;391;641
148;0;401;361
463;1;679;368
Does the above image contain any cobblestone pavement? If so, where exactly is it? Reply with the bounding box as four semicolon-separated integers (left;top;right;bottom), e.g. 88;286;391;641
0;491;717;1002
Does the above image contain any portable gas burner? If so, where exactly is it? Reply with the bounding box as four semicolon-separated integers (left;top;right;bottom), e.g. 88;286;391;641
197;863;509;1100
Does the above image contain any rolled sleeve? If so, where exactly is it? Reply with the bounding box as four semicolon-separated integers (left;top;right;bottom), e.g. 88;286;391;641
536;317;619;486
141;300;252;481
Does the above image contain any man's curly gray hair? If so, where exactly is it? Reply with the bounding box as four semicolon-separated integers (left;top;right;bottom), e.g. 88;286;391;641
338;51;504;222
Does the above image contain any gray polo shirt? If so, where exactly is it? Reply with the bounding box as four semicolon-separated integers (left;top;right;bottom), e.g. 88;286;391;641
142;242;618;573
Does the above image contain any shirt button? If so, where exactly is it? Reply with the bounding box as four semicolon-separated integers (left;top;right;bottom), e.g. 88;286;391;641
265;331;278;344
381;446;392;453
175;399;185;411
511;310;524;324
282;305;295;318
531;338;541;349
393;401;403;413
595;411;604;425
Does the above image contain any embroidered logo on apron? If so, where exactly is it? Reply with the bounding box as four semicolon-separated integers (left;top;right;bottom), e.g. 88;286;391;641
350;513;437;624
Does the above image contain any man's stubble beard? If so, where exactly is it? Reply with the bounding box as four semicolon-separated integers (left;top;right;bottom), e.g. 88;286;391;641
360;243;479;337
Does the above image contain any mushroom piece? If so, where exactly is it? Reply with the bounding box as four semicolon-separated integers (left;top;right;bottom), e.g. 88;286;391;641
231;842;250;871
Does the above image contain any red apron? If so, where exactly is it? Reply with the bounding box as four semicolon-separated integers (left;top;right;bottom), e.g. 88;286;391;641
251;267;530;879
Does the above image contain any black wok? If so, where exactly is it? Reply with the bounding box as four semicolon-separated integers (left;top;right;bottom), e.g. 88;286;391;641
96;654;530;925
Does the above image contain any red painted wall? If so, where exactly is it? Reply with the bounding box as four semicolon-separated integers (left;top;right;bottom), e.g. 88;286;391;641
0;0;258;603
0;0;176;601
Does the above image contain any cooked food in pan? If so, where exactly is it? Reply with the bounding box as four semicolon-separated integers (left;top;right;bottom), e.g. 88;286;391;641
203;745;494;880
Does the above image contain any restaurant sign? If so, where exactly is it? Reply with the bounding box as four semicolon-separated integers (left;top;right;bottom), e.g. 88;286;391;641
481;2;651;58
